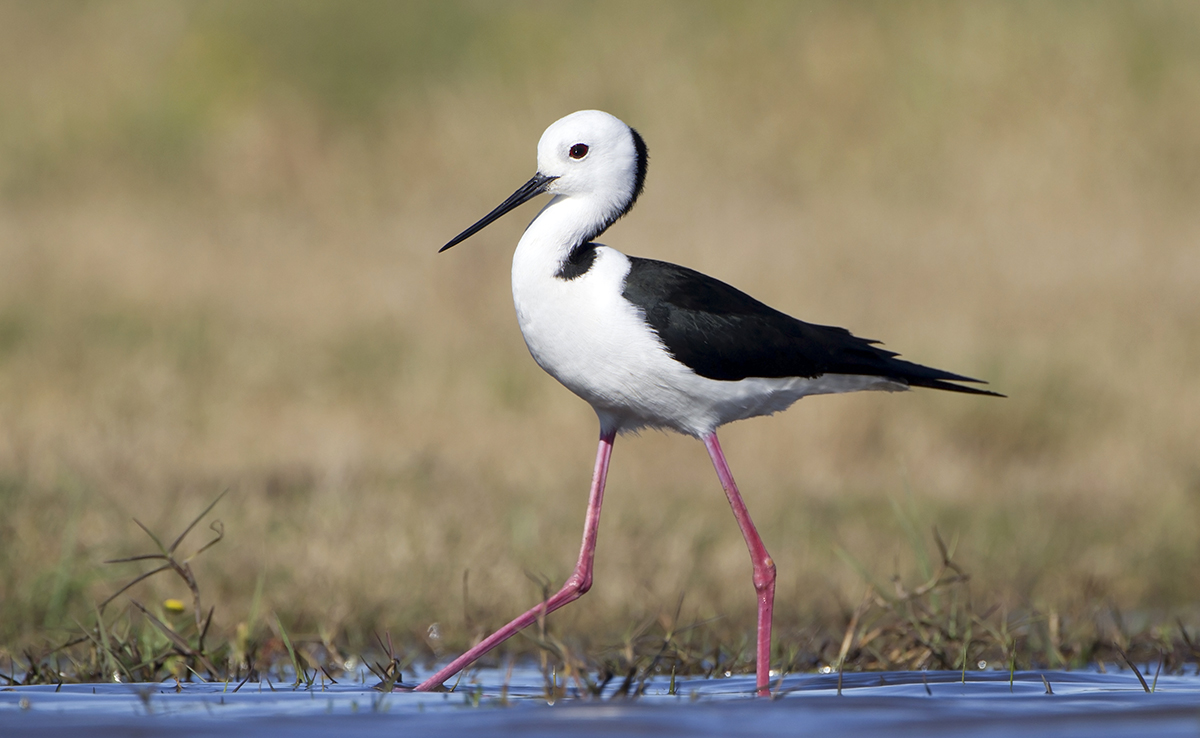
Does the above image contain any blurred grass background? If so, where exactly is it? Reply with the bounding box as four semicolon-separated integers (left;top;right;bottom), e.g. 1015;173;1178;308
1;1;1198;656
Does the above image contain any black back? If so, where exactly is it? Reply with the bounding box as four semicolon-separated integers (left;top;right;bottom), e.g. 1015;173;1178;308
621;257;1000;396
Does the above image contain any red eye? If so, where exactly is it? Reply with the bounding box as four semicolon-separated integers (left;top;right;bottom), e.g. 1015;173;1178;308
569;143;589;159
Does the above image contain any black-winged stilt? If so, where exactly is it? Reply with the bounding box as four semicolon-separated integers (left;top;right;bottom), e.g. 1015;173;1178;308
418;110;1000;695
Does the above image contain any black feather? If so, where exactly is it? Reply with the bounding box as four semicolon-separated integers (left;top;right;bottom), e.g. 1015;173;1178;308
621;257;1002;396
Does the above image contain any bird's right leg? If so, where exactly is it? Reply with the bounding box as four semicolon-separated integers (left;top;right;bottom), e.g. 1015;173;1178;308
703;432;777;697
413;430;616;691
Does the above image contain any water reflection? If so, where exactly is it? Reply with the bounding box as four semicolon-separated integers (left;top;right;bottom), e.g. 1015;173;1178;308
2;668;1198;737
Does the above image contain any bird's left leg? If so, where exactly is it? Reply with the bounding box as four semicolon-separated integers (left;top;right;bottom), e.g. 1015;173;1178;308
412;430;616;691
703;432;776;697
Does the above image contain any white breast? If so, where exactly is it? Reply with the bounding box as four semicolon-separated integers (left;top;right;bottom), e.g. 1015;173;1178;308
512;244;681;427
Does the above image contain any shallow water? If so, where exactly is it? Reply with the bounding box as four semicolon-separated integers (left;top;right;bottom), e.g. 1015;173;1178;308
3;667;1198;737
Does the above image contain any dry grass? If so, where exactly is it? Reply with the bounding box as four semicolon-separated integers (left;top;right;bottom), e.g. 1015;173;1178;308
5;506;1196;689
1;1;1199;670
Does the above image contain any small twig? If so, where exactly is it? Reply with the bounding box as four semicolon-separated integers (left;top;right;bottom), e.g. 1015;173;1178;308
1117;647;1151;693
169;490;229;555
131;600;218;677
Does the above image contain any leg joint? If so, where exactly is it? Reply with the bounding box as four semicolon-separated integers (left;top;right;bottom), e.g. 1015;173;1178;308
753;557;776;592
565;572;593;596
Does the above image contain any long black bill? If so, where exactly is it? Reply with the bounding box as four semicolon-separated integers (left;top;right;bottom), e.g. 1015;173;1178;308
439;172;558;252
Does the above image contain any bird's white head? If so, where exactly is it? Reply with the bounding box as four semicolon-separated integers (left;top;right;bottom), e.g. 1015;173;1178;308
536;111;647;214
441;110;647;252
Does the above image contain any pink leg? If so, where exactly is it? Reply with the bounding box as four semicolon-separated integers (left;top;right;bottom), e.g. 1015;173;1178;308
414;431;616;691
703;432;776;697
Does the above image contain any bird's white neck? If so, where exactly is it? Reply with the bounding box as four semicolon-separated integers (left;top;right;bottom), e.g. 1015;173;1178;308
513;194;620;277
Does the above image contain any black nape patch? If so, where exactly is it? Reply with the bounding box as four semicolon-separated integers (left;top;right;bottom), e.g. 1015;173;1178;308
629;127;648;207
579;126;650;245
556;242;598;280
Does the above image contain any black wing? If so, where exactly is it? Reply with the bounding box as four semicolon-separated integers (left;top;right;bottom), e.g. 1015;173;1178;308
621;257;1001;396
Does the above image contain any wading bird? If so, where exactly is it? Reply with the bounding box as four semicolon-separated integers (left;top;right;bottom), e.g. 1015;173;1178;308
419;110;999;696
